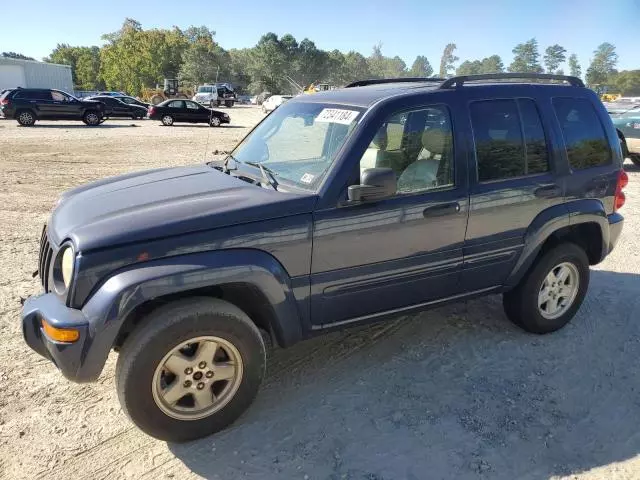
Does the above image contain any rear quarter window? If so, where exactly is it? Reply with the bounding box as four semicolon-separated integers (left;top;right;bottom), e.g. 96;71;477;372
553;97;612;169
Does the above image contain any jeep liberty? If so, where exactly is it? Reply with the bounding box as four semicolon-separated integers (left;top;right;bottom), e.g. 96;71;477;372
21;73;627;441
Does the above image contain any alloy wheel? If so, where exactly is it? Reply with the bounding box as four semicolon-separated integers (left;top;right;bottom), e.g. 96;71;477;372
151;336;243;420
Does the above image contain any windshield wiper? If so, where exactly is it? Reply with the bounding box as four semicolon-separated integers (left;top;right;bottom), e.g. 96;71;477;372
245;161;279;191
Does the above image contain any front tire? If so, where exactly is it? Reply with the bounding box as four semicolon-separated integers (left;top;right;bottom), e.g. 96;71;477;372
82;110;101;126
115;298;266;442
16;110;36;126
210;116;221;127
503;243;590;334
161;115;174;126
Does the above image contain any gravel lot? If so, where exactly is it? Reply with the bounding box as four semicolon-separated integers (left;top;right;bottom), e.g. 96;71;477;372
1;107;639;480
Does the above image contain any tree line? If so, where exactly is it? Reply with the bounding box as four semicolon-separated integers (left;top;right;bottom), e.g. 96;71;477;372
2;18;638;96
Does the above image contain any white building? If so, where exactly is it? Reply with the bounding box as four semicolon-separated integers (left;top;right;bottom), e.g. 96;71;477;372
0;57;74;93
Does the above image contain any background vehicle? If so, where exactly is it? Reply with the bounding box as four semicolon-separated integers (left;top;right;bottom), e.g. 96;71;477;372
148;99;229;126
192;83;237;108
85;95;147;119
261;94;293;113
611;106;640;166
97;91;127;97
113;95;151;109
21;73;626;442
146;78;192;105
0;88;105;126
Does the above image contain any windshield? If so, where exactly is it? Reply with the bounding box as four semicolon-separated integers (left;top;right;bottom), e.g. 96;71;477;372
197;86;213;93
230;101;363;190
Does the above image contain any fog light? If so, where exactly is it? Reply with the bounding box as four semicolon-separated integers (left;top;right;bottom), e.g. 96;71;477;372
41;320;79;343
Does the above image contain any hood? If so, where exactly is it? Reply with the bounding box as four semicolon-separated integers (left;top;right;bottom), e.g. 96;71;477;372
49;165;316;252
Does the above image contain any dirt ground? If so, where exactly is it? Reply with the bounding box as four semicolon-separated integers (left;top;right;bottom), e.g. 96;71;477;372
1;107;640;480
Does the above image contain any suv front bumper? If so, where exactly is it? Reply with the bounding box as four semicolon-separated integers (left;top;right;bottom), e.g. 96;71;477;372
22;293;94;382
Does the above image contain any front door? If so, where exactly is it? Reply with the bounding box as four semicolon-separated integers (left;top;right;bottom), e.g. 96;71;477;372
461;95;565;291
311;103;469;327
185;100;209;123
49;90;80;118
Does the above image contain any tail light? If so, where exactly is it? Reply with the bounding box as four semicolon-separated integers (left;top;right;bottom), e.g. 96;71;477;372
614;169;629;211
148;106;155;115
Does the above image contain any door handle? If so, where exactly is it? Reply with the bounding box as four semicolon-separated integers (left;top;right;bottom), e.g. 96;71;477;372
423;202;460;218
534;185;561;198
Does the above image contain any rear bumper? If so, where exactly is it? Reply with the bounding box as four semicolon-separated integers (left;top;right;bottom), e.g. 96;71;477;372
608;212;624;254
22;294;92;381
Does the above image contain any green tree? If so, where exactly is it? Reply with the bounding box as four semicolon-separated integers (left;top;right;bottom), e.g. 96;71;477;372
543;44;567;73
456;55;503;76
367;43;407;78
247;33;287;93
586;42;618;87
2;52;35;60
568;54;581;78
480;55;504;73
508;38;543;73
610;70;640;96
456;60;482;75
46;44;103;89
342;51;371;84
100;19;188;95
439;43;458;77
409;55;433;77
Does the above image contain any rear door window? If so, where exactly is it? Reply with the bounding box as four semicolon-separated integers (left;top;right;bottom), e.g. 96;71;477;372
15;90;51;100
167;100;185;108
470;99;551;181
471;99;526;181
553;97;611;169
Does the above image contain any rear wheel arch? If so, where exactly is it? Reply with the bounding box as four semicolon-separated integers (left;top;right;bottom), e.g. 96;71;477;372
506;202;607;289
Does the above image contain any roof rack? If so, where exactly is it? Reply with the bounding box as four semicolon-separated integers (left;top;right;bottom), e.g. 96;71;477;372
439;73;585;89
345;77;446;88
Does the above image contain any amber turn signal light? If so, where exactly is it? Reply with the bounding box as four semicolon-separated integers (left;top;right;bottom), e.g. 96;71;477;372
41;320;80;343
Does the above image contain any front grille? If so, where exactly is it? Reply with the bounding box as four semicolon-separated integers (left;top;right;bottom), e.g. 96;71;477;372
38;225;53;292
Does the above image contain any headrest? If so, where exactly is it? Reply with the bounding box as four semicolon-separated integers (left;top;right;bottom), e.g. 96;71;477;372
371;127;388;150
421;128;448;156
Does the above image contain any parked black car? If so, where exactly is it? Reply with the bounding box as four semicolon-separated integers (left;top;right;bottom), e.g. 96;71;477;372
21;74;626;442
85;96;147;119
0;88;105;126
148;99;229;126
113;95;151;109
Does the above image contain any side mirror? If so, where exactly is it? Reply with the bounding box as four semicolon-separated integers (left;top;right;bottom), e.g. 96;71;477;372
347;168;396;202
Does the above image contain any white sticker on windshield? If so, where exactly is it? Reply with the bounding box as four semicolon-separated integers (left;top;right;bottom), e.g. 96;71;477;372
316;108;359;125
300;173;315;184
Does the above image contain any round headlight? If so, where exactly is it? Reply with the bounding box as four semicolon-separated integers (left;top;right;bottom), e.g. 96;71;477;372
61;246;75;288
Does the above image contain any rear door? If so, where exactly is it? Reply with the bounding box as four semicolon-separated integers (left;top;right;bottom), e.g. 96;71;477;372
461;95;564;291
166;100;185;120
18;90;54;117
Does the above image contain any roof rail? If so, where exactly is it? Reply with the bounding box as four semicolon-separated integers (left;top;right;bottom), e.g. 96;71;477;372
345;77;446;88
439;73;585;89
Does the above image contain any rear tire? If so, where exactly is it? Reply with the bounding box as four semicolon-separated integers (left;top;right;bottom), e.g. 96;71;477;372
16;110;36;126
225;100;234;108
116;298;266;442
503;243;590;334
161;115;174;126
82;110;101;126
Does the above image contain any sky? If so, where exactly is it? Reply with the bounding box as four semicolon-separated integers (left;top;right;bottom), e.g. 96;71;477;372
1;0;638;73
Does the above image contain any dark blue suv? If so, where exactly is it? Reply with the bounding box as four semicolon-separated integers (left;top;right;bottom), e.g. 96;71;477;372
21;74;627;441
